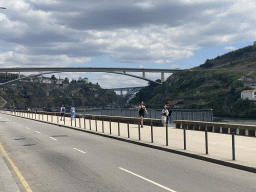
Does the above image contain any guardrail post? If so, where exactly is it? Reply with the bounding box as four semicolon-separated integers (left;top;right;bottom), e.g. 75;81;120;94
57;115;59;124
64;116;65;125
205;127;208;154
102;120;104;133
118;121;120;136
232;132;235;160
127;122;130;138
84;118;86;129
47;114;48;121
79;117;81;128
109;120;111;134
51;115;53;122
95;119;97;131
71;117;72;126
166;125;168;146
184;125;186;150
151;123;153;143
75;117;77;127
89;118;91;130
138;123;141;140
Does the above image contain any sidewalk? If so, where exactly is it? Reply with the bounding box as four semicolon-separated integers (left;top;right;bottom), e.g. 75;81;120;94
3;111;256;173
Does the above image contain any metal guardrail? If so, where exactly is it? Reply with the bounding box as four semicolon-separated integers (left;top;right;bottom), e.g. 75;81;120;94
2;110;256;166
79;109;213;122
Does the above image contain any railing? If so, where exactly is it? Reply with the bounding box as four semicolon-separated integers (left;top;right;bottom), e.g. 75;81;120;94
79;108;213;122
173;120;256;136
2;110;256;166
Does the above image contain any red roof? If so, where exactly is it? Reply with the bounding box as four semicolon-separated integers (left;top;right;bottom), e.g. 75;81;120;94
242;90;253;93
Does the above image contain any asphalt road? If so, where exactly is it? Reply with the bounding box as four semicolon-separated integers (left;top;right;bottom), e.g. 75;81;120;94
0;114;255;192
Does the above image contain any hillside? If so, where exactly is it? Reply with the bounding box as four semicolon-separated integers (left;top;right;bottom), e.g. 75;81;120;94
196;44;256;71
0;80;121;111
130;44;256;117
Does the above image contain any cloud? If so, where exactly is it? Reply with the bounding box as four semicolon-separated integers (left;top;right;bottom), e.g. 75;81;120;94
225;46;236;50
0;0;256;69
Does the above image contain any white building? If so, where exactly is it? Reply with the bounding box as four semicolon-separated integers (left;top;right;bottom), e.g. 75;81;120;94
241;90;256;100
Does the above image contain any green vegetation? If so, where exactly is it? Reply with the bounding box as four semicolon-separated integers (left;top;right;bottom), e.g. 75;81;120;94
130;44;256;117
1;79;120;110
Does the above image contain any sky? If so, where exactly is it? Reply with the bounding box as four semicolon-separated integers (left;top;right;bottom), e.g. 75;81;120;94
0;0;256;89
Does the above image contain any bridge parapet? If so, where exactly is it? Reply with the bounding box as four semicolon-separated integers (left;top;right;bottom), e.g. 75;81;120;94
173;120;256;136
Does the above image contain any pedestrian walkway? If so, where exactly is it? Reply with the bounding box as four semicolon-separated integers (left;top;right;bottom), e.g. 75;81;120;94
2;111;256;173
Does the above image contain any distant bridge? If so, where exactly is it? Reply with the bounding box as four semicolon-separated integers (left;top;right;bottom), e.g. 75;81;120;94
0;67;181;85
105;86;146;105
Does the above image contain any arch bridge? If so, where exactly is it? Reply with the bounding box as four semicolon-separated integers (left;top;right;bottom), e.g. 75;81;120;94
0;67;181;85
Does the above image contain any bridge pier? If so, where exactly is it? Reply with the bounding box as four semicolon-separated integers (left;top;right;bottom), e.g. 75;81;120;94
161;72;164;84
142;72;145;78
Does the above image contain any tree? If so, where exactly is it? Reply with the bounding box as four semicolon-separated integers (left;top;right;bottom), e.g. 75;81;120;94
77;77;83;83
51;75;56;84
63;77;69;84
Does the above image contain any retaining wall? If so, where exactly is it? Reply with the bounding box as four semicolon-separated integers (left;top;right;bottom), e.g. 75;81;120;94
173;120;256;136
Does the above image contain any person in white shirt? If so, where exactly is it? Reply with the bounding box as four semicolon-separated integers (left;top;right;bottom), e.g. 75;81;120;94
162;105;169;126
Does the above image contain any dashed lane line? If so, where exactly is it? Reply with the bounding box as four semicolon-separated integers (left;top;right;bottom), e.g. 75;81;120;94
50;137;57;141
73;148;86;154
35;131;40;134
0;142;33;192
118;167;177;192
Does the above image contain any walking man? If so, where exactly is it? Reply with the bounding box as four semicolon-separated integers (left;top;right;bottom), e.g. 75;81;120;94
60;105;66;121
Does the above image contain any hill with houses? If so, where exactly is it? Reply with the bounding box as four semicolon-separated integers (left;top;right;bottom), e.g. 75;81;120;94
0;74;121;111
130;43;256;117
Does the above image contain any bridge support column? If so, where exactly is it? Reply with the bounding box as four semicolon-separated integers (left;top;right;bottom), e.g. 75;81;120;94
161;72;164;84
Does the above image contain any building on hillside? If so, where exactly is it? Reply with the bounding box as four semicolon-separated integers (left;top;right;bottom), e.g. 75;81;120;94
168;100;185;108
238;76;256;89
241;90;256;100
254;41;256;45
30;76;63;84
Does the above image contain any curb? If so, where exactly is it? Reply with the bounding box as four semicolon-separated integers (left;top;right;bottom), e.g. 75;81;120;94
10;114;256;174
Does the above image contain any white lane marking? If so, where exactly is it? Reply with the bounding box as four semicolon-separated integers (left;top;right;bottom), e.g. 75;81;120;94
118;167;177;192
26;127;30;129
73;148;86;154
50;137;57;141
35;131;40;134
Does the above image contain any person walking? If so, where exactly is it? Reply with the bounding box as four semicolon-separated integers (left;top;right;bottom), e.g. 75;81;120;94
166;103;172;125
162;105;169;126
60;105;66;121
138;101;148;128
71;106;75;119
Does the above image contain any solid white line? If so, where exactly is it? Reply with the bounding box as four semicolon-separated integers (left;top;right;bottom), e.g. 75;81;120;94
50;137;57;141
35;131;40;134
118;167;177;192
73;148;86;154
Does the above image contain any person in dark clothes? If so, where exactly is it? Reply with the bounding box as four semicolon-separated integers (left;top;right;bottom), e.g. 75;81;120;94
138;101;148;128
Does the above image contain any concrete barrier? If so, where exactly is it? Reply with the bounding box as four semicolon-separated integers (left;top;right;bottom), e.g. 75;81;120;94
173;120;256;136
18;110;163;126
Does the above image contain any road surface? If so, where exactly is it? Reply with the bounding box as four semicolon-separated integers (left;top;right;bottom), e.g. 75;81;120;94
0;114;255;192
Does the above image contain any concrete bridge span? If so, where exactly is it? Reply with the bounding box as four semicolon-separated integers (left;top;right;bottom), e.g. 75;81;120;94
0;67;181;85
